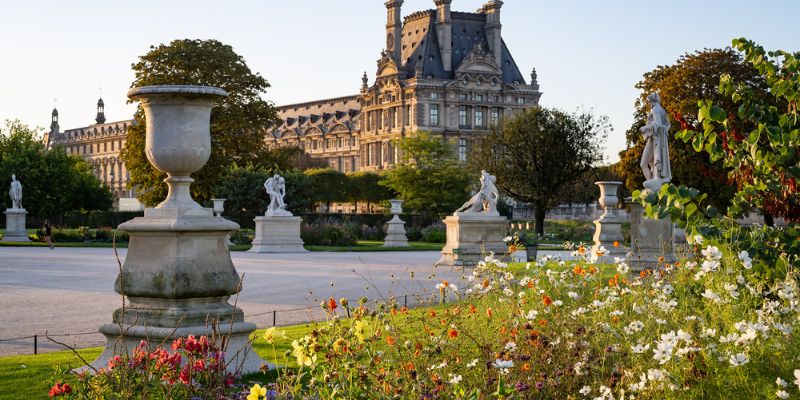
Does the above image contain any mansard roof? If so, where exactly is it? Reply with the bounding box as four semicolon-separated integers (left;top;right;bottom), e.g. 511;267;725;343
272;95;361;140
399;10;525;84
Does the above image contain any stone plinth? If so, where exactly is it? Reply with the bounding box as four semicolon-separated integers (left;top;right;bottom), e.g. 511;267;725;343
590;210;627;263
2;208;30;242
437;213;508;266
628;201;675;271
384;215;408;247
249;216;306;253
92;207;265;373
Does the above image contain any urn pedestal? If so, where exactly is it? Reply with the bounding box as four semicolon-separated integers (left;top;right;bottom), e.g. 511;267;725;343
627;199;676;271
2;208;30;242
249;216;306;253
437;213;508;266
89;86;265;374
383;199;408;247
590;182;627;263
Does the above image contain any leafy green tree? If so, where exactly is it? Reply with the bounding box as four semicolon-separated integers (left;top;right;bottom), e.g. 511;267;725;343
470;108;608;236
558;164;625;207
121;39;279;206
381;132;471;217
346;171;395;213
616;48;771;211
305;168;347;212
0;120;111;219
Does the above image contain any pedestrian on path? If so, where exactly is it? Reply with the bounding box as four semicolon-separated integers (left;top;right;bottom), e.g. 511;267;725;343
44;220;54;250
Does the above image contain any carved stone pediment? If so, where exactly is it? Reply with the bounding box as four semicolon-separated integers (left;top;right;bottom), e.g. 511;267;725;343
456;42;502;79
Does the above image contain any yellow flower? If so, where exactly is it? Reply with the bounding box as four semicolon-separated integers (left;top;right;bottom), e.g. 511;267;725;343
291;336;317;367
354;320;371;343
247;383;267;400
263;327;285;344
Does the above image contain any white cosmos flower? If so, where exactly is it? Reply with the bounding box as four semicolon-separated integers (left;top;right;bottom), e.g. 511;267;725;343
505;342;517;352
794;369;800;388
492;359;513;369
738;251;753;269
579;386;591;395
503;236;512;243
702;289;721;303
701;245;722;260
525;310;538;320
776;390;789;399
466;359;479;368
693;235;704;245
631;343;650;353
448;374;463;384
777;377;788;387
774;323;793;335
729;353;749;367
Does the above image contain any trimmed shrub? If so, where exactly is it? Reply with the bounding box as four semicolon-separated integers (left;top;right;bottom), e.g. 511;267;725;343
420;222;446;243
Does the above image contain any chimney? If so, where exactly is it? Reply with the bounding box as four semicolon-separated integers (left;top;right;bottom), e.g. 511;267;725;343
482;0;503;67
385;0;403;62
435;0;452;72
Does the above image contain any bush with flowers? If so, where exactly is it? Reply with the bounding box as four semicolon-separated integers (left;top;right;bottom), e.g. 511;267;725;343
47;335;244;399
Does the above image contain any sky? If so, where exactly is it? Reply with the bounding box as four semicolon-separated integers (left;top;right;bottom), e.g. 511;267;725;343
1;0;798;163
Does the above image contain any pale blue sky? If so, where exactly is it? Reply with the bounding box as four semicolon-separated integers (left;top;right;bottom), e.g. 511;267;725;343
1;1;797;162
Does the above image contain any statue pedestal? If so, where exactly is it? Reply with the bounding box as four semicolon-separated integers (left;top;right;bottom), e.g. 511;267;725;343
249;216;306;253
437;213;507;266
2;208;30;242
91;207;266;374
384;215;408;247
627;201;675;271
590;210;627;263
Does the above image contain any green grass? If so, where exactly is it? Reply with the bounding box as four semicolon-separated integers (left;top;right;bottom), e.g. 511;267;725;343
0;241;128;248
0;348;102;399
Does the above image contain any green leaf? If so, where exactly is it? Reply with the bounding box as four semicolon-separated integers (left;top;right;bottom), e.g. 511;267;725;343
709;105;726;122
692;135;705;152
685;203;698;218
747;129;760;144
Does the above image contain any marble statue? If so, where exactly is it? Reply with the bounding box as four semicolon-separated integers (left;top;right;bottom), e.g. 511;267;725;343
640;93;672;183
456;170;499;214
9;174;22;209
264;174;291;216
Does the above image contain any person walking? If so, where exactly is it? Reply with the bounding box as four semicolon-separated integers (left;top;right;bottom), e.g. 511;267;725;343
44;220;54;250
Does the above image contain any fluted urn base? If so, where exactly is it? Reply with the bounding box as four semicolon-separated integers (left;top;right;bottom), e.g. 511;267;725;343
88;207;267;373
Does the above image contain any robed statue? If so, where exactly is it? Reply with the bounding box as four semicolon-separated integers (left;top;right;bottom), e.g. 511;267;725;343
9;174;22;209
455;170;499;214
264;174;292;216
640;93;672;183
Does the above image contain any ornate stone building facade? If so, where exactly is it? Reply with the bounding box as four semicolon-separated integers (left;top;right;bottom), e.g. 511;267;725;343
45;0;539;209
268;0;541;171
44;99;142;211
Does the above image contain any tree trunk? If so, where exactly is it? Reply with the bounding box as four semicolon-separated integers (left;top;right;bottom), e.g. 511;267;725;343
763;209;775;227
534;204;546;238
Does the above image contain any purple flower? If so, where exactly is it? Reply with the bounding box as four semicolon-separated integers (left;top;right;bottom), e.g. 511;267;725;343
515;382;531;392
535;381;545;391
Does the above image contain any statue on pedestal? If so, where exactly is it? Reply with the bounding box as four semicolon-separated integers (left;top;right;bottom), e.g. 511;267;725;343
456;170;499;214
640;93;672;186
264;174;292;217
9;174;22;209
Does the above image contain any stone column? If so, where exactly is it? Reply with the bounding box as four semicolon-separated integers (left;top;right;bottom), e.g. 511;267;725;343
90;85;265;373
384;199;408;247
590;181;627;263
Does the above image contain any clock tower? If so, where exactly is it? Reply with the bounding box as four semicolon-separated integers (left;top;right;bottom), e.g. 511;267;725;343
385;0;403;62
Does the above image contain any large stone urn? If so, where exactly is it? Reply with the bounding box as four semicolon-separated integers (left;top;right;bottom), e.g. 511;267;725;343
383;199;408;247
590;181;627;263
90;85;264;373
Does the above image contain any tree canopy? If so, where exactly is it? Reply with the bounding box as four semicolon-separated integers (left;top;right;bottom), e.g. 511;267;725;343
470;108;608;236
0;120;112;218
121;39;280;206
616;48;771;211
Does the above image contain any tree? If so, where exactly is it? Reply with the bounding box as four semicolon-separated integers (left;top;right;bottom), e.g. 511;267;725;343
0;120;112;219
305;168;348;212
346;171;395;213
616;48;771;211
381;132;471;217
121;39;279;206
558;164;625;207
470;108;608;236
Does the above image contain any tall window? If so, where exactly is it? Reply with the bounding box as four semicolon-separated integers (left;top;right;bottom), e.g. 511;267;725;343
490;107;501;126
474;108;484;128
431;92;440;100
404;105;411;126
516;97;525;105
459;106;468;127
476;94;484;102
459;93;468;101
429;104;439;126
458;138;467;162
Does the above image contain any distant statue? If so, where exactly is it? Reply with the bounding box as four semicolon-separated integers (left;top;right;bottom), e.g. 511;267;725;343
456;170;499;214
640;93;672;183
9;174;22;209
264;174;291;217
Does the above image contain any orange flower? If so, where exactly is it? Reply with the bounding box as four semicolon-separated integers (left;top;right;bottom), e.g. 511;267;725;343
578;245;586;254
386;335;396;346
508;244;518;253
404;362;415;371
542;295;553;306
613;240;620;248
390;308;398;316
400;306;408;313
658;256;665;263
538;319;548;327
469;304;477;314
482;278;490;288
327;297;337;311
429;310;437;318
522;363;531;372
448;328;458;339
588;266;598;275
486;307;493;318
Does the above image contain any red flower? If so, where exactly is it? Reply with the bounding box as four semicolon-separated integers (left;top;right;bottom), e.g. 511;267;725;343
48;382;72;397
542;295;553;306
328;297;338;311
448;328;459;339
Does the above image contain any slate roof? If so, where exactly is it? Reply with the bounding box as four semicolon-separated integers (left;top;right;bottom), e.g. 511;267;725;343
399;10;525;84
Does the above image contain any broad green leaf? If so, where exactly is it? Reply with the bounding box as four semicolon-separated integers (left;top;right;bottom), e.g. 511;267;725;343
709;105;726;122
